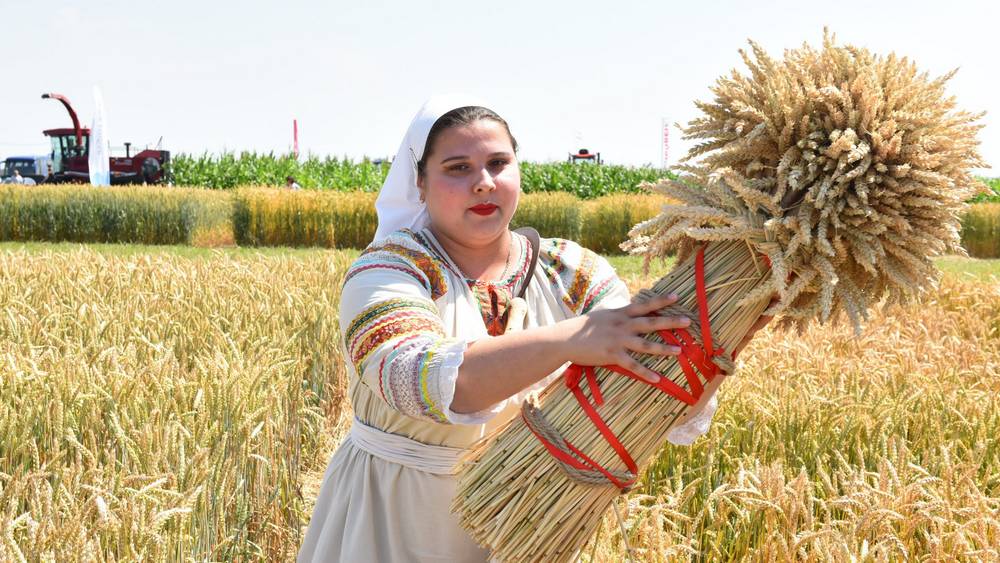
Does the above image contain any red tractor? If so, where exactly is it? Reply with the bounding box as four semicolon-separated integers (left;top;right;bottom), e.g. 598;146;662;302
568;147;602;165
40;93;170;184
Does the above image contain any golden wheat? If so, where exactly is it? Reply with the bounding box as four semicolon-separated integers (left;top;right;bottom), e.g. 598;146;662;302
0;244;996;561
0;247;352;561
2;185;997;257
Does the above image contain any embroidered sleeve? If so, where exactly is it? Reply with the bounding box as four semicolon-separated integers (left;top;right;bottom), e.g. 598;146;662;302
339;235;500;425
540;238;631;315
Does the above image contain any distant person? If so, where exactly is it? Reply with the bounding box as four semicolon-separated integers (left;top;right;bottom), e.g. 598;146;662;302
286;176;302;190
12;169;26;184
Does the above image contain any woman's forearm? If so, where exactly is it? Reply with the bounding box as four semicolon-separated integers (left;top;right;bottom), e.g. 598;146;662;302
449;294;694;415
450;324;569;414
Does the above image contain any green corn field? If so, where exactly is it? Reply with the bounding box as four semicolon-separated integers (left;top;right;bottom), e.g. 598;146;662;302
167;153;672;199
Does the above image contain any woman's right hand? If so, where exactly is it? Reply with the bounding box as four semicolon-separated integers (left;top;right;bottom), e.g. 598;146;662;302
554;293;690;383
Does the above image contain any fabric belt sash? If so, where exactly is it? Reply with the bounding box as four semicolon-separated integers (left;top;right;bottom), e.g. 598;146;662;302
348;418;465;475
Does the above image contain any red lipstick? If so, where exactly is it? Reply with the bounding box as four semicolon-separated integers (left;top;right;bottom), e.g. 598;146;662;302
469;203;499;216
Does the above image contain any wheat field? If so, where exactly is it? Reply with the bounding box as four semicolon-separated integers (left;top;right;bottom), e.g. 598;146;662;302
0;244;997;561
0;246;352;561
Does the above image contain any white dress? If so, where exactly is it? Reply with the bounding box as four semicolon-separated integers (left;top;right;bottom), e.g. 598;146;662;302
298;227;714;562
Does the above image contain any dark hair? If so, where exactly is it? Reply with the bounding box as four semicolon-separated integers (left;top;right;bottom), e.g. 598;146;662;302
416;106;518;177
286;176;295;183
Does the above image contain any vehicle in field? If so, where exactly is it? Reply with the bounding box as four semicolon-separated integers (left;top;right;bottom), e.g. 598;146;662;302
40;92;170;184
1;155;53;183
568;147;602;164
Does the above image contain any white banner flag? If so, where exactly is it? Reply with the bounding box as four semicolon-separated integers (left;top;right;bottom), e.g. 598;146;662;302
661;118;670;169
88;86;110;186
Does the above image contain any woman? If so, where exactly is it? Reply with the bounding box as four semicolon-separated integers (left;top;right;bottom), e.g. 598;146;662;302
298;95;724;562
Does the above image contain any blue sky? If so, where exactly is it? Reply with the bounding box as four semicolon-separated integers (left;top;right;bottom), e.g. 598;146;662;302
1;0;996;174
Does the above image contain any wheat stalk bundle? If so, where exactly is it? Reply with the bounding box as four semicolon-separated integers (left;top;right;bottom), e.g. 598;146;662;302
452;30;985;562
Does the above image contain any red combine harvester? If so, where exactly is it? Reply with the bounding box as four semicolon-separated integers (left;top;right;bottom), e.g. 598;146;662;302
40;93;170;184
568;147;602;164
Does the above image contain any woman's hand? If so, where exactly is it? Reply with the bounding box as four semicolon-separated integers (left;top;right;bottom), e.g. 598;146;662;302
456;294;689;414
555;293;690;384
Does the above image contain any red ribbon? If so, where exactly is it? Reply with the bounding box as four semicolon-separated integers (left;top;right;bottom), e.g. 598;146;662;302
526;246;728;490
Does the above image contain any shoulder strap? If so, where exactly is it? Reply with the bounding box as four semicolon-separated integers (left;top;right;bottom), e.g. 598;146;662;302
513;227;541;299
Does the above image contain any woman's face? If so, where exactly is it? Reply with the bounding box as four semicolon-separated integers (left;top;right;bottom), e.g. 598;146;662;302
417;119;520;247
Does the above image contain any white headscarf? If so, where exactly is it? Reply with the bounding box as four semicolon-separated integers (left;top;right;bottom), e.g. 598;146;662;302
373;94;490;243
